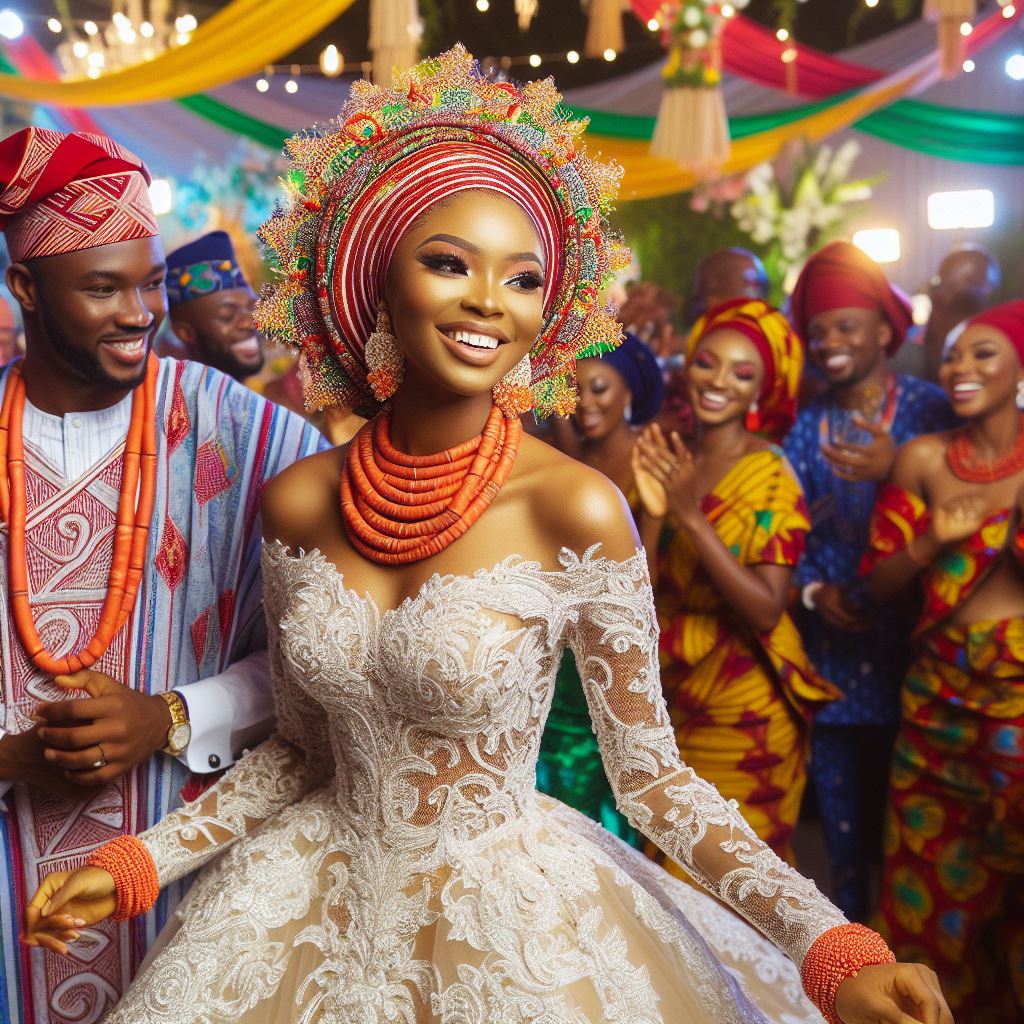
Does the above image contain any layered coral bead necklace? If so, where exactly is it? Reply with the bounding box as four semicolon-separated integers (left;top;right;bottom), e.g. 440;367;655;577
0;355;159;675
947;413;1024;483
341;404;521;564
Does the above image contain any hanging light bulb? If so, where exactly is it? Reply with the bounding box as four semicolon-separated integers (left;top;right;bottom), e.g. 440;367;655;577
476;0;489;9
285;79;299;94
647;18;659;30
776;27;790;41
962;58;975;71
529;53;541;67
566;49;580;64
256;77;270;92
47;17;61;32
320;43;342;76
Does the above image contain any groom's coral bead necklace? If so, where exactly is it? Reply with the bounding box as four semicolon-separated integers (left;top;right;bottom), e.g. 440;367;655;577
0;355;159;674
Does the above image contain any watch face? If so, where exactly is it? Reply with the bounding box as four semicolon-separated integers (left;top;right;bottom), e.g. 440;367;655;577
169;723;192;751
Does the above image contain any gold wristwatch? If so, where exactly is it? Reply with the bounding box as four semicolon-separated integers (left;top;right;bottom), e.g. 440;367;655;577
159;690;192;756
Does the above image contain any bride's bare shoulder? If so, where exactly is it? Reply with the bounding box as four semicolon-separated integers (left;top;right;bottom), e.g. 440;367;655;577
262;444;348;550
514;432;639;562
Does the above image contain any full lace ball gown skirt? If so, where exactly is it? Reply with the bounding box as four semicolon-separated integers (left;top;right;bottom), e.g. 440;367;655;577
106;543;842;1023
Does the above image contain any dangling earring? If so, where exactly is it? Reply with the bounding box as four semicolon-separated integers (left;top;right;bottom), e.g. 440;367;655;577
623;401;633;424
1017;380;1024;411
365;306;403;403
492;354;534;418
745;398;761;433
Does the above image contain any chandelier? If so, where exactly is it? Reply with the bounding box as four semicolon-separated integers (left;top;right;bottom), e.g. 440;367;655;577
51;0;197;79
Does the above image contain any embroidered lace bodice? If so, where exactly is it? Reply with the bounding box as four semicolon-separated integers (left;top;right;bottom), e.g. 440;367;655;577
142;541;844;974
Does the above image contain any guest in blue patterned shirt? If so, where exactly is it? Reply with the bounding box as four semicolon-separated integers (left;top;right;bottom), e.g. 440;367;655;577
783;242;957;921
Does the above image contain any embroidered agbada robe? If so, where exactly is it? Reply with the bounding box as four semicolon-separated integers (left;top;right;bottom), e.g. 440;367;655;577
647;447;839;866
0;358;321;1024
862;484;1024;1024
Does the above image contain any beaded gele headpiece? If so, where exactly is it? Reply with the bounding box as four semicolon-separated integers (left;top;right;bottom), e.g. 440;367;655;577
255;45;629;419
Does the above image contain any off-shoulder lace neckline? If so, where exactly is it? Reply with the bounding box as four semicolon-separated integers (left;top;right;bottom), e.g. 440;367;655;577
263;538;647;620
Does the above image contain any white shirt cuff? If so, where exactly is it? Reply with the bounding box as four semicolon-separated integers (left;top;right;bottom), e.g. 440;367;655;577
175;650;274;774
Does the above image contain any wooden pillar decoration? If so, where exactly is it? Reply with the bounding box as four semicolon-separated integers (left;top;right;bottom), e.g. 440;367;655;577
651;1;730;178
924;0;976;78
584;0;627;59
369;0;422;85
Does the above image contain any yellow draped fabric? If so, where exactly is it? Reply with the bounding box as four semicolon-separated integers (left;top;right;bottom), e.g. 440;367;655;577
589;65;932;200
0;0;358;106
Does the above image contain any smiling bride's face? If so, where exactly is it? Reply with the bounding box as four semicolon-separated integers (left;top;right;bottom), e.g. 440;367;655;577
383;190;546;400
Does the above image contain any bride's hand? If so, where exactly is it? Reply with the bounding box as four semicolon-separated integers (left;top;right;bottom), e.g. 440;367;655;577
24;866;117;957
835;962;953;1024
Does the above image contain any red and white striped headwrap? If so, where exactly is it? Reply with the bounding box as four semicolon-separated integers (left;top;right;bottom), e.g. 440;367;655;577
257;46;629;419
0;127;157;262
330;142;563;369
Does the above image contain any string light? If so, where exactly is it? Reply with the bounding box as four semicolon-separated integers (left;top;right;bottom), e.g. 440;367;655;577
87;51;105;68
476;0;489;9
647;18;659;30
960;21;973;35
175;14;198;33
87;67;100;78
112;12;130;30
84;20;98;35
320;43;342;76
47;17;61;32
603;47;617;61
175;32;190;44
776;28;790;41
566;49;580;63
140;21;154;38
781;47;797;63
0;8;23;39
529;53;541;67
72;40;88;58
285;78;299;93
256;77;269;92
865;0;879;7
721;3;736;15
1004;4;1016;16
963;59;975;71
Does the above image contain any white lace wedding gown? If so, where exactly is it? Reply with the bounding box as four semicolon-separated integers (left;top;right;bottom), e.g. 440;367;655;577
106;542;845;1023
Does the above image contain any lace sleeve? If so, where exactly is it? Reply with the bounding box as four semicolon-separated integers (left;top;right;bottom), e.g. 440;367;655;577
141;544;336;887
561;546;847;966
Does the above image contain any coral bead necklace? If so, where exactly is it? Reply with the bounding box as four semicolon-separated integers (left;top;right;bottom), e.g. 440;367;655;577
947;413;1024;483
341;403;522;564
0;355;159;675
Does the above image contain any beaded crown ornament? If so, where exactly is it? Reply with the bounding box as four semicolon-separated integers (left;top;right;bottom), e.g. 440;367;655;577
255;45;629;419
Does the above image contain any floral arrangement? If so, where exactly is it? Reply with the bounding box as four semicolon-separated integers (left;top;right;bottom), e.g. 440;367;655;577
728;137;877;300
661;0;749;88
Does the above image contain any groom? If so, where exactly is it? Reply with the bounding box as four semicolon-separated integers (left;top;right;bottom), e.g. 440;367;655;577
0;127;322;1024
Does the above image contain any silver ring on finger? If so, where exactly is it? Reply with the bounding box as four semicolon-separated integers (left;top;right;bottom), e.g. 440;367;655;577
92;744;108;769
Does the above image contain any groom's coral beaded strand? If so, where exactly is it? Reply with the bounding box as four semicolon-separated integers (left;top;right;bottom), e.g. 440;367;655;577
801;923;896;1024
84;834;159;920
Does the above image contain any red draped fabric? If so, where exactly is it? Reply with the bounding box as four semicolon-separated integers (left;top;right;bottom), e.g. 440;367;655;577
629;3;1021;98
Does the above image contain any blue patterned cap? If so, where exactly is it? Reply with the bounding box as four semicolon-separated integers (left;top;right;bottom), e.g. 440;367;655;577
166;230;249;306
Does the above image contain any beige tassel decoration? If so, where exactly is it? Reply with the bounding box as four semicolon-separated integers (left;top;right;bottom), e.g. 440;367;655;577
369;0;422;85
924;0;976;78
650;1;730;178
584;0;627;59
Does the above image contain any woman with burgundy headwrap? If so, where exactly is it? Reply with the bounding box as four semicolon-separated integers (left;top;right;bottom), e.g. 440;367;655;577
862;300;1024;1023
633;299;840;870
25;51;951;1024
783;241;957;924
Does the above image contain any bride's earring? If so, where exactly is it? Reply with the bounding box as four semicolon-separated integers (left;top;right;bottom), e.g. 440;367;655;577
365;306;404;402
1017;379;1024;411
493;354;534;418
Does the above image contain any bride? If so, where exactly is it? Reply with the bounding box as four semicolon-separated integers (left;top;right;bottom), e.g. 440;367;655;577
25;48;950;1024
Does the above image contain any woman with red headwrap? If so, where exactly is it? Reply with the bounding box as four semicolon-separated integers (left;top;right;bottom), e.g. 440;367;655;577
634;299;840;867
24;50;951;1024
863;300;1024;1023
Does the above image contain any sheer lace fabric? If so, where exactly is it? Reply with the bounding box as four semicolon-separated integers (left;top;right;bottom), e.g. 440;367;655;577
110;543;841;1023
